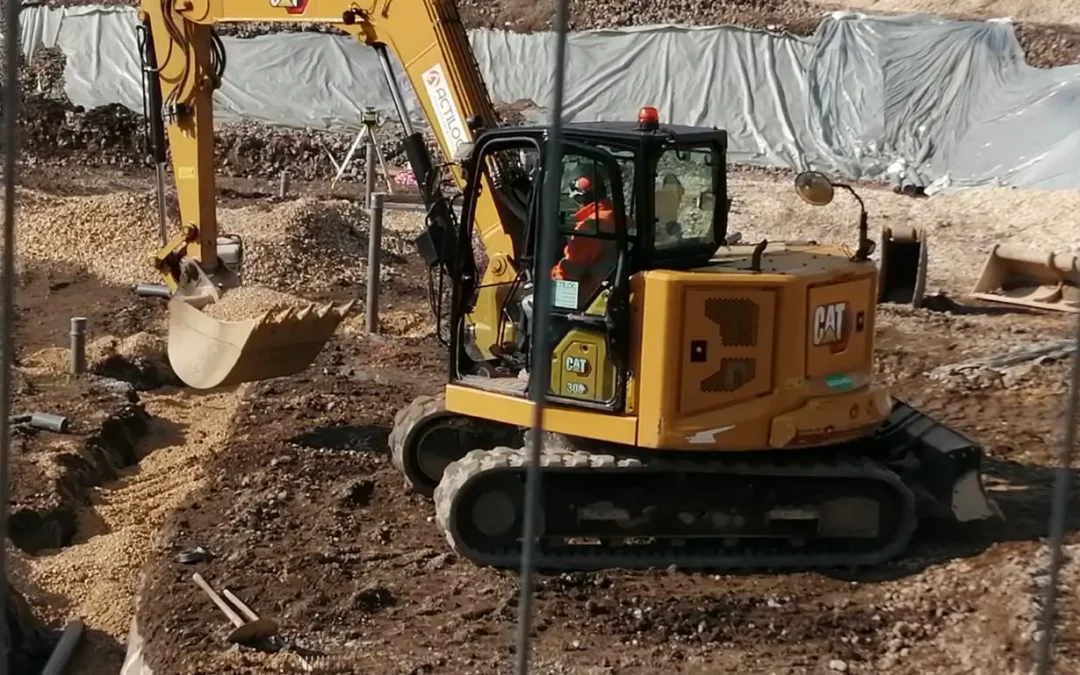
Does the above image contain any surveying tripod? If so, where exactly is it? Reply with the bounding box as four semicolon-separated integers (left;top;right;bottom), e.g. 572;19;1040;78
328;106;394;202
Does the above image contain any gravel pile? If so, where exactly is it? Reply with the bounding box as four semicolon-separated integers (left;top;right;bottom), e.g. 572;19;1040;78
222;198;380;294
876;542;1080;673
86;332;181;389
12;189;161;285
202;286;313;320
9;186;427;337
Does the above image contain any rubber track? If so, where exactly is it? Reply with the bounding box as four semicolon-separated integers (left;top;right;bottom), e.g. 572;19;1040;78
389;393;446;493
434;447;919;571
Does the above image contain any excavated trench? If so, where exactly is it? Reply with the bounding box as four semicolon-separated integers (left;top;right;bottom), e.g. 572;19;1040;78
9;334;186;553
90;352;182;392
9;396;150;554
7;326;253;674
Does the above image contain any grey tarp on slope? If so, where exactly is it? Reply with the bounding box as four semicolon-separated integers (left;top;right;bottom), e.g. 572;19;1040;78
15;6;1080;189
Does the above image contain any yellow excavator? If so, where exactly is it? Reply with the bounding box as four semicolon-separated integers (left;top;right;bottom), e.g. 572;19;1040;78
140;0;998;570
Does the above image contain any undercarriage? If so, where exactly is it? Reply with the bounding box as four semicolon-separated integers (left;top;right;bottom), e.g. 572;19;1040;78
389;394;998;571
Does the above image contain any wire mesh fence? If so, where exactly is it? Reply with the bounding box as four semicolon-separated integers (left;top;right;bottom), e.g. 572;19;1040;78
0;0;21;670
0;0;1079;673
513;0;571;672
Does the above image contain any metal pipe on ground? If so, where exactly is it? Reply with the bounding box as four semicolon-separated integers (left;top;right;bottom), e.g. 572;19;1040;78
279;170;289;199
366;192;385;334
134;283;171;299
39;619;83;675
9;413;69;433
69;317;87;375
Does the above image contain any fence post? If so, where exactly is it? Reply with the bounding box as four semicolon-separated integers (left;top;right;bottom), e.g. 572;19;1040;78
366;193;385;333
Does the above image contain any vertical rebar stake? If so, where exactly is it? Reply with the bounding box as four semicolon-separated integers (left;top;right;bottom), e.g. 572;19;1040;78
514;0;571;672
154;163;168;245
278;170;289;199
70;318;87;375
1034;313;1080;675
365;193;385;333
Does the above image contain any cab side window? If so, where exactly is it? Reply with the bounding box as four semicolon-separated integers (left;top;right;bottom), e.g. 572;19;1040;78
653;146;717;249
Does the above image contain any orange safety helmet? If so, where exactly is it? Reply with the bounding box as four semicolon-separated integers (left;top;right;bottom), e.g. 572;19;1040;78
567;167;608;205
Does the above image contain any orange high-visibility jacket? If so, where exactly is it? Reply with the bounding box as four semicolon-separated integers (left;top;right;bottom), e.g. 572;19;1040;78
552;199;618;288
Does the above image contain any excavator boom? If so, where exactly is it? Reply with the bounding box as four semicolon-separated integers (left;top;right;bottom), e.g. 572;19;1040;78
140;0;528;388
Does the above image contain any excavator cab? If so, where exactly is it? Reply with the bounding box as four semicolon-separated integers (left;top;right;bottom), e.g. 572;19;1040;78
444;108;728;411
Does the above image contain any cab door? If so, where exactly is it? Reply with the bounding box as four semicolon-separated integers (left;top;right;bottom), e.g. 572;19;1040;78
533;142;631;412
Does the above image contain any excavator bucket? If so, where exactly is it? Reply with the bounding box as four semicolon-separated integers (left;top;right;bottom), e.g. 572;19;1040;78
971;244;1080;313
878;225;928;308
166;296;356;389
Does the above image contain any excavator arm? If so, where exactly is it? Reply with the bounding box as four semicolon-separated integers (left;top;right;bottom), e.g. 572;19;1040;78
139;0;532;387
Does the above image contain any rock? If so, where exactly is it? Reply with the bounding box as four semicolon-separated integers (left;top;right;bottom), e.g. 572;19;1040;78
829;659;849;672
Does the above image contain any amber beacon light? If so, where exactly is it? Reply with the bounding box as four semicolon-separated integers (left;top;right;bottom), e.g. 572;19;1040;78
638;106;660;130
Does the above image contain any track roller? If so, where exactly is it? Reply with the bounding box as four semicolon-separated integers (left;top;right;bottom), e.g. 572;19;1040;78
389;393;521;496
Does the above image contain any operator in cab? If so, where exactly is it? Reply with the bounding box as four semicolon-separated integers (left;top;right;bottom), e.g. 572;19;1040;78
552;169;620;304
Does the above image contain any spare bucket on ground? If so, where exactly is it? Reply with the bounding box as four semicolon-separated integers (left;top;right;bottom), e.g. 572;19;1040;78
878;225;928;308
970;244;1080;313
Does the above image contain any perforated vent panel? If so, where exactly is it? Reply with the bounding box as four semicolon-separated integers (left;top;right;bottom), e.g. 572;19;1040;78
704;298;759;346
680;287;776;418
701;358;757;393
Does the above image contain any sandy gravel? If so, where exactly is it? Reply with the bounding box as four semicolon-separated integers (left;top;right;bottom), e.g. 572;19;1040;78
727;174;1080;295
202;286;313;321
18;386;249;675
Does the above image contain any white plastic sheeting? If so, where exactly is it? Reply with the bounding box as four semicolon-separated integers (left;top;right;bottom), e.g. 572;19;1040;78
16;6;1080;189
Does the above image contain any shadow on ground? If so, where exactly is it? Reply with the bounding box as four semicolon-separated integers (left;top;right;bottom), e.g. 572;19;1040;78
290;424;390;452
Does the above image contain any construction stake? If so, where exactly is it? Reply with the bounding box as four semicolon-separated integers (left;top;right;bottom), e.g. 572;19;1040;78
366;192;385;334
69;317;87;375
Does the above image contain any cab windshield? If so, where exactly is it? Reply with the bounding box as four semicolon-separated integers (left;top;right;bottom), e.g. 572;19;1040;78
652;143;721;255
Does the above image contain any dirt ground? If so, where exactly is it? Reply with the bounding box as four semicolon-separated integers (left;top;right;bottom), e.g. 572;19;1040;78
4;163;1079;675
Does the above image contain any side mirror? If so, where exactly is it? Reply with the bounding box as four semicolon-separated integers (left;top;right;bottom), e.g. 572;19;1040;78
452;141;475;164
794;171;834;206
696;190;716;211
